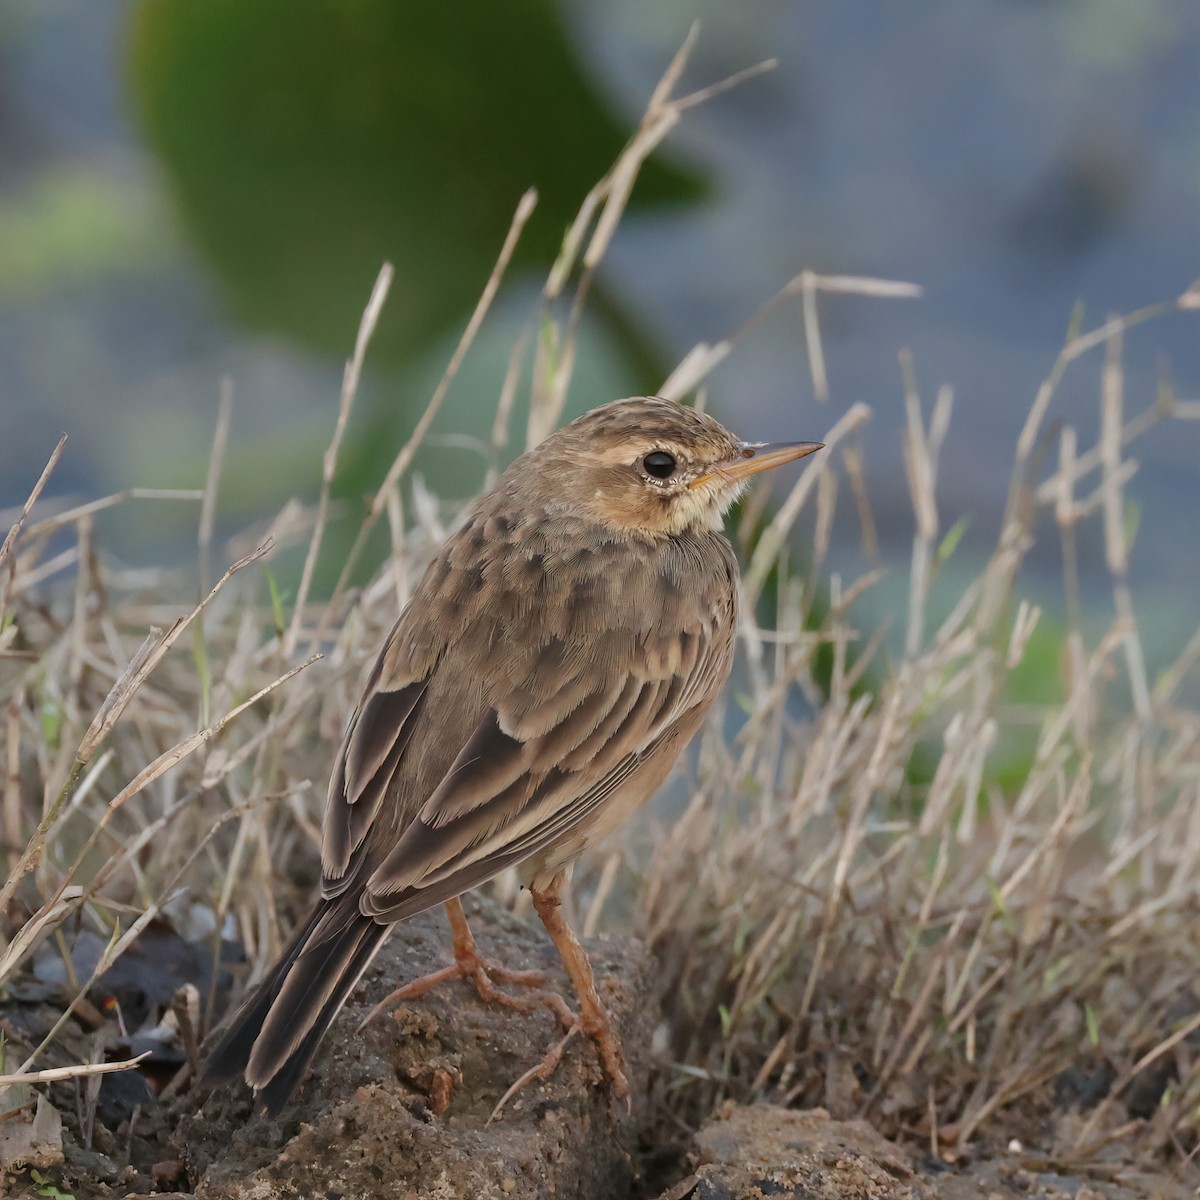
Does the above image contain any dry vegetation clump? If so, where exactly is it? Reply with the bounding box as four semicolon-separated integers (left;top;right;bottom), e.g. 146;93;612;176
1;30;1199;1193
642;297;1200;1170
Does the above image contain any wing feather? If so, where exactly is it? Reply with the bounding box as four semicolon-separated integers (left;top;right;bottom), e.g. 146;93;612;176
321;679;427;886
361;623;724;917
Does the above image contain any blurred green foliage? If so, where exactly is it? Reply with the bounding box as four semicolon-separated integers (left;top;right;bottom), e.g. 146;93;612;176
0;169;169;299
129;0;703;366
128;0;705;578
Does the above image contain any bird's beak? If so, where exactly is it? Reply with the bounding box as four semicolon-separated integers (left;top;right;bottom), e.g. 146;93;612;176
689;440;824;489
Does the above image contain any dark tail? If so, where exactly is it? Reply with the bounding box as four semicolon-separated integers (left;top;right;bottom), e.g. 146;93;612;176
200;897;388;1116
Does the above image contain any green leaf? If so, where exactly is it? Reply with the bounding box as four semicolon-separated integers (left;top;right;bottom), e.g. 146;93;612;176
717;1003;733;1037
984;876;1015;934
1123;499;1141;551
29;1171;76;1200
129;0;702;367
41;696;62;750
192;619;212;727
936;515;970;564
263;564;286;639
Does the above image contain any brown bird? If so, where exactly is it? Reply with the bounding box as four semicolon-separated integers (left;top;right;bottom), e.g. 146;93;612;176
202;396;822;1115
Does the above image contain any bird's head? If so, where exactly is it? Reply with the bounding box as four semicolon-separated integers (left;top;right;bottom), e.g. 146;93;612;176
528;396;823;538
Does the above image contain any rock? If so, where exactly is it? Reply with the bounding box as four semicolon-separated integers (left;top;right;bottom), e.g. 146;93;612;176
660;1102;929;1199
183;895;654;1200
657;1103;1197;1200
0;1092;64;1178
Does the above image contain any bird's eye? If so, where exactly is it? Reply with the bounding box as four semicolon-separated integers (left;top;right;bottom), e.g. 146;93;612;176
643;451;677;479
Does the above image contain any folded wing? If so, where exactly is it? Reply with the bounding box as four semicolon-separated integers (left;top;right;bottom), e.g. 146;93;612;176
319;607;731;922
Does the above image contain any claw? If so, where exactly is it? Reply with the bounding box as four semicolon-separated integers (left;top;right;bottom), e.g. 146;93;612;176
488;1025;580;1123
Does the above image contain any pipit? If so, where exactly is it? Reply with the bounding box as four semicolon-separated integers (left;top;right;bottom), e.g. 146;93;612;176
202;396;821;1115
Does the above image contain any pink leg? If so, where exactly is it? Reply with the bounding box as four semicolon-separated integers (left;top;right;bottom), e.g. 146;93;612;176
531;871;631;1107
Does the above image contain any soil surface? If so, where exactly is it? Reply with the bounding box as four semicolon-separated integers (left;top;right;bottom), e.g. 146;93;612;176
5;898;1197;1198
183;896;654;1200
661;1103;1195;1200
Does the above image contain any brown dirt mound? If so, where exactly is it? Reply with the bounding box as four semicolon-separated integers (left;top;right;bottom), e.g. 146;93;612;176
183;895;655;1200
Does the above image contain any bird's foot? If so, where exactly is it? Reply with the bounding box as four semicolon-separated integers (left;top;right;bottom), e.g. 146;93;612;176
365;947;578;1031
360;891;632;1117
488;1010;630;1123
579;1006;631;1108
357;898;576;1033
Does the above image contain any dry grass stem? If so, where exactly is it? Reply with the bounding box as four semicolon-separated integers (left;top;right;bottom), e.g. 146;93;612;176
330;192;537;608
286;262;394;659
0;1054;150;1089
0;436;68;624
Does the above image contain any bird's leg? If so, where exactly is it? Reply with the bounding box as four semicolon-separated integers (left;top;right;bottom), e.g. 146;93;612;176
489;874;630;1121
530;870;631;1106
358;896;576;1032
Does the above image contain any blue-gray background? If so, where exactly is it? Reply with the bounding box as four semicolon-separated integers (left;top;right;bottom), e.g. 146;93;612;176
2;1;1196;664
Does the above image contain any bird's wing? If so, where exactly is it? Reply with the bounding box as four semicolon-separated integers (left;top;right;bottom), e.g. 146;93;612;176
359;617;732;921
320;646;431;894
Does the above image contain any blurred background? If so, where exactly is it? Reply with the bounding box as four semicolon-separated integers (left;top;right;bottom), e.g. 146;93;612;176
2;0;1196;663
